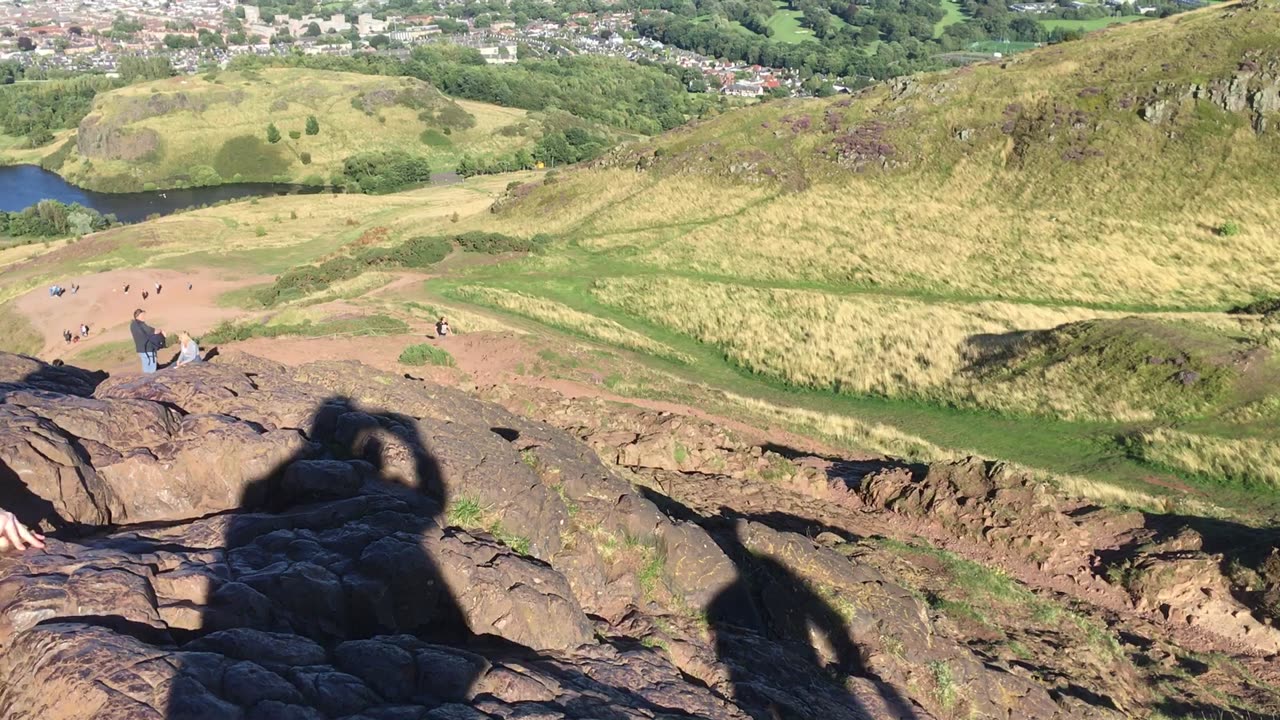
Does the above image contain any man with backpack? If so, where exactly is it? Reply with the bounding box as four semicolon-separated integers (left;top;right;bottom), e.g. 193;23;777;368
129;308;164;374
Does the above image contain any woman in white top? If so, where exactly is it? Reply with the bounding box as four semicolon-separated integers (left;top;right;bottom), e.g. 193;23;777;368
175;331;202;367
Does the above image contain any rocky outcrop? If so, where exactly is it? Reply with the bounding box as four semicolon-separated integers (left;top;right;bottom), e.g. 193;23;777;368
75;115;162;162
0;353;1161;718
1140;55;1280;133
860;458;1280;656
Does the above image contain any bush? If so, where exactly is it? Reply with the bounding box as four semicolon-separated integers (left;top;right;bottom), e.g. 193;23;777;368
1217;221;1241;237
380;234;452;267
188;164;222;187
289;130;301;140
255;226;267;237
453;231;548;254
399;343;456;366
266;123;281;144
300;151;312;165
305;115;320;135
340;150;431;194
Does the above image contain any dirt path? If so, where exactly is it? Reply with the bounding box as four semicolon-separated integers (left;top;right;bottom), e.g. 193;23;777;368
224;330;848;458
17;267;268;360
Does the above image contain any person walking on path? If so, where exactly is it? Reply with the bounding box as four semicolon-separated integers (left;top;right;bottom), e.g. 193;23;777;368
62;330;72;345
174;331;202;368
130;308;164;374
436;316;451;338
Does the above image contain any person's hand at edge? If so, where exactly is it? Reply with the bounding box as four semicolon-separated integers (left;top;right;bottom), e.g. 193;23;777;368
0;510;45;551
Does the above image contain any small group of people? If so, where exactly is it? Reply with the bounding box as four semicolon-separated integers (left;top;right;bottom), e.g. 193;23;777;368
48;284;75;297
130;308;201;374
129;282;168;302
62;324;90;345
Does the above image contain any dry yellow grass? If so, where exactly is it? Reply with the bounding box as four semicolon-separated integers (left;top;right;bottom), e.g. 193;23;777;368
452;285;693;363
549;177;1280;309
1133;429;1280;490
592;276;1253;421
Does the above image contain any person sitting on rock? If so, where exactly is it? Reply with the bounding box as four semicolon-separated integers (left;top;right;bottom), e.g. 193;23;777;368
0;509;44;552
175;331;202;368
436;316;451;338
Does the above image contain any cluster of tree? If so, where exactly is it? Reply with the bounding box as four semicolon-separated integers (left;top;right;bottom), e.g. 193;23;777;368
228;47;716;136
119;57;175;82
338;151;432;194
635;13;938;80
163;34;199;49
0;200;117;238
0;60;26;85
455;124;606;176
0;75;123;146
456;149;536;177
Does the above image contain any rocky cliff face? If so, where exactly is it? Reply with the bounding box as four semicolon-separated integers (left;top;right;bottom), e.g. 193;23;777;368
0;351;1188;719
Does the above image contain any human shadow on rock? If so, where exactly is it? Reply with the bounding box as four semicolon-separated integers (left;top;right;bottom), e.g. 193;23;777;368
158;394;485;719
153;393;723;720
639;486;922;720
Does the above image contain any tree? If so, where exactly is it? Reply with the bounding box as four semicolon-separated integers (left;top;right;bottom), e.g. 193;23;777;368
304;22;322;36
305;115;320;135
16;36;35;52
266;123;281;144
369;34;391;49
164;34;199;49
119;56;173;81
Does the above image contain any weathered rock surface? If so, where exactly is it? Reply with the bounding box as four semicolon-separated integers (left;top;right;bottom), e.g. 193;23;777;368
859;457;1280;656
0;353;1145;719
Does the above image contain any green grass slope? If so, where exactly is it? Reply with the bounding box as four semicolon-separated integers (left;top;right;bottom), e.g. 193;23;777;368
50;68;583;192
433;1;1280;514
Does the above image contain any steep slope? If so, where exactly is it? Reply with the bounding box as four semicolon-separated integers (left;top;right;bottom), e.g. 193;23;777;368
46;68;588;192
491;0;1280;309
421;1;1280;497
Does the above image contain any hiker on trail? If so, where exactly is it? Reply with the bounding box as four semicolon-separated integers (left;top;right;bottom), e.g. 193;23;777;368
124;284;130;294
63;330;72;345
142;291;149;301
80;324;89;338
436;316;451;337
187;282;192;291
174;331;202;368
155;282;162;295
71;284;78;295
130;308;164;374
0;509;44;552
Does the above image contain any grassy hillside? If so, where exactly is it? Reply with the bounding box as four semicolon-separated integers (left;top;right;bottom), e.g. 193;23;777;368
5;2;1280;521
430;1;1280;512
38;68;594;192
